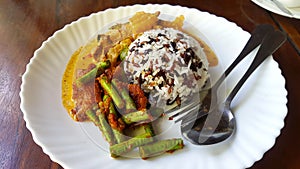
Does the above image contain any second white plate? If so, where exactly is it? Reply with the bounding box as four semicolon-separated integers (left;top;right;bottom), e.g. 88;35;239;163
252;0;300;19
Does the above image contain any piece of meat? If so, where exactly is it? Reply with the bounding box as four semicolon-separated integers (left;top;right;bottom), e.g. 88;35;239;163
94;80;103;103
128;84;148;110
72;82;97;121
107;113;126;131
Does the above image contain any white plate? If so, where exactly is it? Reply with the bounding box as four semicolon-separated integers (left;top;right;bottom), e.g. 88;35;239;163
20;4;288;169
252;0;300;19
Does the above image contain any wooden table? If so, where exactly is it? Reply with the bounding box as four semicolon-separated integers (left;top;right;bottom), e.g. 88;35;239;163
1;0;299;168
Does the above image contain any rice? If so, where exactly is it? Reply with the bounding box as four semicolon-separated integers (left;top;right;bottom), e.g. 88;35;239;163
124;28;209;108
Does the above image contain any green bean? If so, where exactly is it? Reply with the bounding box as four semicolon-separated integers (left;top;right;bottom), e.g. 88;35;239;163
110;133;153;157
97;109;116;145
99;75;124;109
119;47;128;61
139;138;184;159
86;109;116;145
143;124;155;137
112;79;136;112
121;109;152;125
77;60;110;85
86;109;100;125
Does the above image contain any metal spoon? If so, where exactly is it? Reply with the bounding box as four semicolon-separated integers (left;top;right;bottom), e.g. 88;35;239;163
181;30;286;145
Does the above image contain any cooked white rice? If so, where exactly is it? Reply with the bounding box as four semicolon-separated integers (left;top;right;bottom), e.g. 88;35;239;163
124;28;209;107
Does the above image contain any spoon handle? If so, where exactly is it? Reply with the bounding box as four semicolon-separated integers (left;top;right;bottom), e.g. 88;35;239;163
213;24;274;88
225;30;286;106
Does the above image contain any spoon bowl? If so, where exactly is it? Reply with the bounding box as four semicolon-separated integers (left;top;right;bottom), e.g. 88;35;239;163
182;104;235;145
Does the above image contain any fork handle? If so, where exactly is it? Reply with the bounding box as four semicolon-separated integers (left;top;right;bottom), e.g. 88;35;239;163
225;30;286;106
213;24;274;89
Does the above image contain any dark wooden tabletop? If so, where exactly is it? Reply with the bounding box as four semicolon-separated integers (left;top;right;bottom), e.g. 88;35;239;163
1;0;300;169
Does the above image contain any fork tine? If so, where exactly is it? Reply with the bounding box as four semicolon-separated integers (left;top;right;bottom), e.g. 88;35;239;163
164;89;210;123
173;104;200;123
167;100;200;113
167;97;211;123
180;108;210;128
